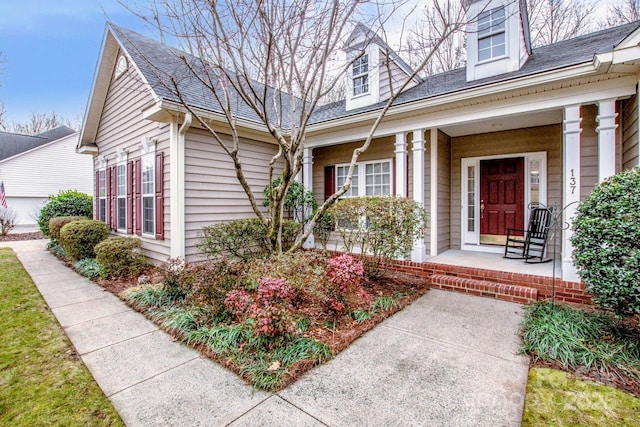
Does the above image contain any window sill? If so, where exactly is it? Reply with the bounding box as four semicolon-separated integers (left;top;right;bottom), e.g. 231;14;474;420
476;54;508;65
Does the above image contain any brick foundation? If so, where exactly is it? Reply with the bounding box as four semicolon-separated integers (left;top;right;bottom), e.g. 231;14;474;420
386;258;591;305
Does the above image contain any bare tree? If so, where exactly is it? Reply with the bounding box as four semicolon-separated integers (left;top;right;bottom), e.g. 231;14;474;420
133;0;467;253
406;0;466;76
526;0;596;47
606;0;640;26
9;111;73;135
0;51;6;132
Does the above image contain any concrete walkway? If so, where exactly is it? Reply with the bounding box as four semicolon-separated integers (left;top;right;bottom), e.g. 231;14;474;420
2;240;530;426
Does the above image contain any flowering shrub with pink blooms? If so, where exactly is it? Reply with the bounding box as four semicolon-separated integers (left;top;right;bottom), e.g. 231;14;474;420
326;254;369;315
224;289;253;318
257;277;294;305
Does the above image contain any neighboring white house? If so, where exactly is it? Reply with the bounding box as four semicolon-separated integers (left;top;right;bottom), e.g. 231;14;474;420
0;127;94;225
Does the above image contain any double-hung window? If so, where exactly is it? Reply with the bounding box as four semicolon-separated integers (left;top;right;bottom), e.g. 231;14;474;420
352;54;369;96
141;155;155;235
335;160;392;197
477;6;506;61
116;164;127;231
98;169;107;222
336;164;359;197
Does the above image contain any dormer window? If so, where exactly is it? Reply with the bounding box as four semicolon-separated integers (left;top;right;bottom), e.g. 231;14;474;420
352;54;369;96
478;6;506;61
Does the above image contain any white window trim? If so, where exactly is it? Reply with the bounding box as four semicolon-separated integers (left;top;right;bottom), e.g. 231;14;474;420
461;152;547;253
141;153;155;237
477;6;506;63
98;168;107;223
335;158;393;198
116;162;127;232
352;54;370;97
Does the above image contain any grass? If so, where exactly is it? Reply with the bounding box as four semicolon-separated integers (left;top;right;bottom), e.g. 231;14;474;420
520;301;640;378
0;248;123;426
523;368;640;426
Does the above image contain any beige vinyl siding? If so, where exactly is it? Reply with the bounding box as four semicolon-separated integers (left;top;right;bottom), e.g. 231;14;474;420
183;128;279;260
311;136;396;203
437;131;451;252
93;49;171;264
450;124;562;249
580;105;599;199
378;53;417;101
622;93;639;169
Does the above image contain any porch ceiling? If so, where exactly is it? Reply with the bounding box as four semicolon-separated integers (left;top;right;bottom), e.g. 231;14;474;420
439;109;563;137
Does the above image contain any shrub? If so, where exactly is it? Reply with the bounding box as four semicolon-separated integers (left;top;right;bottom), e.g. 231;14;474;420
49;216;87;242
572;167;640;317
263;178;318;223
38;190;93;235
59;219;110;261
328;196;428;277
94;237;147;278
75;258;101;279
326;254;369;315
197;218;301;260
313;212;335;250
0;207;17;236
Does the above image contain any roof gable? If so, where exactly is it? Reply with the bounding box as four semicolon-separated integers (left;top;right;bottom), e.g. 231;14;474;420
0;126;75;161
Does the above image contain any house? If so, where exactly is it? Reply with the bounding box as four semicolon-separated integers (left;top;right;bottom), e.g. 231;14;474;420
0;126;93;226
77;0;640;302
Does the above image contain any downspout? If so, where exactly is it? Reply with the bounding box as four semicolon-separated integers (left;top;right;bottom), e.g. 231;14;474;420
170;112;192;259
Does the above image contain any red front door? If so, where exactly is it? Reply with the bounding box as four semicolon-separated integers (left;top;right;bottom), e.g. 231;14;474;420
480;158;525;245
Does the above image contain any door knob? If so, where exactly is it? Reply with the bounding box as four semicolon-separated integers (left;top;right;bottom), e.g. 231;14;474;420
480;200;485;219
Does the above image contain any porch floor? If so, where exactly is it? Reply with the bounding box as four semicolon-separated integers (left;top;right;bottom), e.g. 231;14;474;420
427;249;562;279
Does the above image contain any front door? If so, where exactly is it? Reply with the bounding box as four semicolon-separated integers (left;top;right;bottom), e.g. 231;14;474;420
480;157;525;245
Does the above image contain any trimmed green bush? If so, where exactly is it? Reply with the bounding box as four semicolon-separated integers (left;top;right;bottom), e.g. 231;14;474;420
197;218;301;260
328;196;428;277
38;190;93;235
94;237;147;278
49;216;87;242
571;167;640;317
60;219;110;261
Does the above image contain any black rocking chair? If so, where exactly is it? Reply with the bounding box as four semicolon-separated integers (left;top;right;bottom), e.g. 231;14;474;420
503;207;553;263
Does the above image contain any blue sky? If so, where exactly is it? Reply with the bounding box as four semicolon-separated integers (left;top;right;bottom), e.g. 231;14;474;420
0;0;152;127
0;0;614;129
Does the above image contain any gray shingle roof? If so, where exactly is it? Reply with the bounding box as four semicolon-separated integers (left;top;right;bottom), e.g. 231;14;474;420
110;24;300;129
109;20;639;128
0;125;75;161
310;21;640;124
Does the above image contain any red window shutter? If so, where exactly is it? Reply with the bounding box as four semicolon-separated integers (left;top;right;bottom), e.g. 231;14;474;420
155;151;165;240
126;161;134;234
94;170;100;220
105;167;112;227
110;166;117;231
324;166;335;201
134;159;142;236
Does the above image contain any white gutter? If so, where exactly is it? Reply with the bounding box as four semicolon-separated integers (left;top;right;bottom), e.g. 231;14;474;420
170;112;192;259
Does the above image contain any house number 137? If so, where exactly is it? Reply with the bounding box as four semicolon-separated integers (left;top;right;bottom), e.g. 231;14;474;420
569;169;577;194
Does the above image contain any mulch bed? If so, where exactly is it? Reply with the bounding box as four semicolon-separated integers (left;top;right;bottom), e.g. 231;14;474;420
0;231;44;241
93;265;430;389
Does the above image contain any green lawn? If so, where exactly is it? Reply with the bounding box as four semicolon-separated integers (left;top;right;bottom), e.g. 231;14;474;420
0;248;123;426
523;367;640;426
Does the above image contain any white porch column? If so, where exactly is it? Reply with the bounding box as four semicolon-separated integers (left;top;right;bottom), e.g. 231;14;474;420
562;105;582;282
596;99;618;181
412;129;426;262
394;133;407;197
170;113;192;259
302;147;315;249
429;128;438;256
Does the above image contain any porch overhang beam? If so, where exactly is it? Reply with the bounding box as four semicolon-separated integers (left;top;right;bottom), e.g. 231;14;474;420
305;76;638;149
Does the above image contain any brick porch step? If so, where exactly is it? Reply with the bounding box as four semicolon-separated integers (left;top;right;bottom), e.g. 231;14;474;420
429;274;538;304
